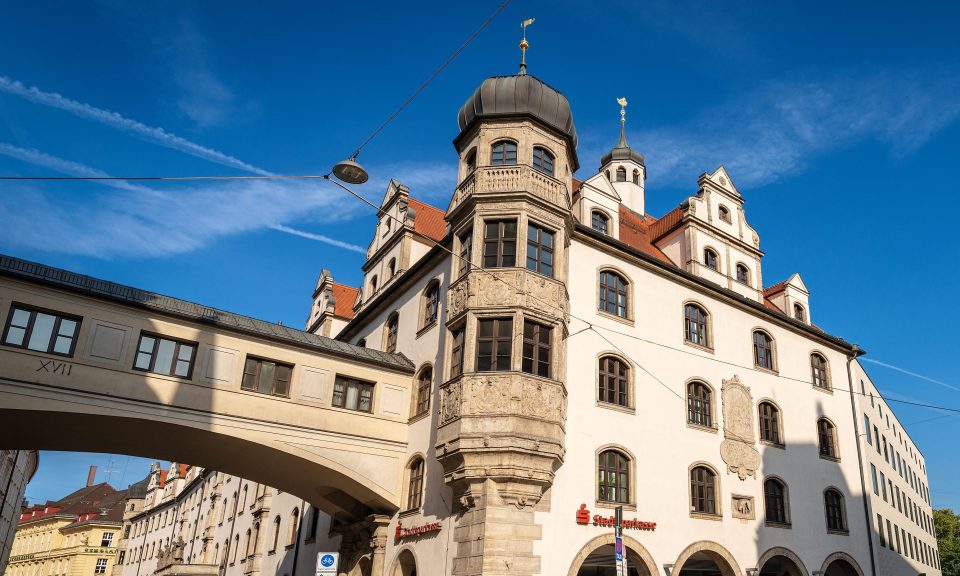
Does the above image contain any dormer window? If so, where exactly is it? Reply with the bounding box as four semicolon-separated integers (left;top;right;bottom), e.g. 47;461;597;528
703;248;719;271
591;211;609;235
465;148;477;174
719;205;731;223
532;147;554;176
490;141;517;166
794;304;806;322
736;264;749;285
616;166;627;182
632;169;640;185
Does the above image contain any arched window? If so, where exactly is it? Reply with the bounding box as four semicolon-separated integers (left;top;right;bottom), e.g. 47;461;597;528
703;248;719;271
632;169;640;185
764;478;789;525
598;270;629;318
736;264;749;285
369;275;378;297
385;313;399;354
464;148;477;174
591;211;609;235
690;466;717;515
406;458;425;510
794;303;806;322
616;166;627;182
687;381;712;427
598;355;629;407
597;449;630;503
532;146;555;176
811;353;829;389
387;258;396;281
753;330;775;370
490;140;517;166
824;488;847;532
250;522;260;557
818;418;838;459
240;485;248;514
422;281;440;327
270;516;281;552
243;529;251;558
605;170;611;181
718;205;731;223
683;304;709;347
413;366;432;417
287;509;299;546
758;401;782;445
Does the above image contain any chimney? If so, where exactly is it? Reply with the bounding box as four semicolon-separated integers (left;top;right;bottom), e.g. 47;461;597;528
86;465;97;487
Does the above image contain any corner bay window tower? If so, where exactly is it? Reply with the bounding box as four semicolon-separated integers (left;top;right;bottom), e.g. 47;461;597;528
439;70;578;574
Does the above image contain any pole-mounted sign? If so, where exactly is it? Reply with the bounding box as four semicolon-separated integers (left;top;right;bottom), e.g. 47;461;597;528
615;506;628;576
316;552;338;576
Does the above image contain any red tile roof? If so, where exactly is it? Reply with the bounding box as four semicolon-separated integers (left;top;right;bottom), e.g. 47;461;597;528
407;197;446;242
618;205;673;265
158;470;168;488
177;464;189;479
648;206;684;242
763;281;787;297
332;283;359;320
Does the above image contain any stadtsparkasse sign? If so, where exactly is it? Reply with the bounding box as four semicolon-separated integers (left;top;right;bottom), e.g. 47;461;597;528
576;504;657;531
395;520;441;539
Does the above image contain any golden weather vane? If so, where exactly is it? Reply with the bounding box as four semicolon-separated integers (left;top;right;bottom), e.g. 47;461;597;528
519;18;535;75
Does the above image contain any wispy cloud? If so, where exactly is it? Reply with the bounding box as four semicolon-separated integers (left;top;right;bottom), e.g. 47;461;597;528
0;76;270;175
270;224;366;254
613;71;960;188
862;358;960;394
0;143;151;193
366;162;457;204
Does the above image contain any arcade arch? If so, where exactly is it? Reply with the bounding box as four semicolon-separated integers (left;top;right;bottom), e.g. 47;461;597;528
671;541;741;576
757;547;807;576
567;534;658;576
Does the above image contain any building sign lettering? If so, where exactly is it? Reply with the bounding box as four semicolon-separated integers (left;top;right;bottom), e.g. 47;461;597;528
395;520;441;539
36;359;72;375
575;504;656;531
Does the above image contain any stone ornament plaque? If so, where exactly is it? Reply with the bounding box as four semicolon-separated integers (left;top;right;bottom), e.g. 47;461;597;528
719;375;760;480
731;494;754;520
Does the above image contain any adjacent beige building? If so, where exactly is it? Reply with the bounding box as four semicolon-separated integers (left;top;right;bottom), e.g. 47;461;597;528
0;451;39;574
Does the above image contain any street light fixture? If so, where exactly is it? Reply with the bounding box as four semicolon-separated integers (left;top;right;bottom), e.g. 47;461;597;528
332;156;369;184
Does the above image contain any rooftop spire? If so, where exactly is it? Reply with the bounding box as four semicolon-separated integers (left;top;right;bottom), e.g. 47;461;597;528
519;18;534;75
617;97;629;148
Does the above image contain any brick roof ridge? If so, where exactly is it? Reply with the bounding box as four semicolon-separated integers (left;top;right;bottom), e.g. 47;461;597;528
648;205;685;243
763;280;788;297
331;282;359;320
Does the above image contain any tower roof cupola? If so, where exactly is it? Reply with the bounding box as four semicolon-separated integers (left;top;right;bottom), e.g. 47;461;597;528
600;97;644;168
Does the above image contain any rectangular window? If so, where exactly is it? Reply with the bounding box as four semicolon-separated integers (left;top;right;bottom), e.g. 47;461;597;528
449;326;465;378
458;228;473;277
133;333;196;378
878;514;886;548
887;520;894;552
476;318;512;372
880;472;887;501
117;552;125;566
2;304;81;357
895;524;902;553
864;415;872;444
521;320;551;378
482;220;517;268
874;426;880;454
871;464;879;495
94;560;107;574
883;436;889;462
100;533;113;547
525;223;554;277
241;357;293;397
331;376;374;413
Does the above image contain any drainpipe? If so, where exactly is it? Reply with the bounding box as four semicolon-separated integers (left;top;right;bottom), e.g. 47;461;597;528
846;344;877;576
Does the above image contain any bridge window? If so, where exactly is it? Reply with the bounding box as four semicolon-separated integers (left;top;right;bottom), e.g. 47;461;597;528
476;318;512;372
2;304;81;357
241;357;293;397
407;458;425;511
332;376;374;413
133;334;196;378
521;320;552;378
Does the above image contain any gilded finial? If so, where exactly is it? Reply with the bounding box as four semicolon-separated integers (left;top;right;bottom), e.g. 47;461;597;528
617;97;629;148
519;18;535;75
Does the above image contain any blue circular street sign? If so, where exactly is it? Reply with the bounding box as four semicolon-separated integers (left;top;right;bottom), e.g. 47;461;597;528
320;555;335;567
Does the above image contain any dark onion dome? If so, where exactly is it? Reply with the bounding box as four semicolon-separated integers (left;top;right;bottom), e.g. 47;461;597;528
457;74;579;170
600;122;645;168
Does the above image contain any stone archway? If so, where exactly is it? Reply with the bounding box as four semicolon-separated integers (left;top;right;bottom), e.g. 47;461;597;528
819;552;864;576
672;541;742;576
567;533;658;576
757;547;807;576
390;548;418;576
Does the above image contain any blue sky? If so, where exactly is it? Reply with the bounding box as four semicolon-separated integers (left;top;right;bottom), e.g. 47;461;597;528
3;1;960;509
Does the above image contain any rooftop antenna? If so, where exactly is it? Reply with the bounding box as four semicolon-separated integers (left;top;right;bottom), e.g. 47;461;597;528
101;458;120;485
617;97;629;147
519;18;535;75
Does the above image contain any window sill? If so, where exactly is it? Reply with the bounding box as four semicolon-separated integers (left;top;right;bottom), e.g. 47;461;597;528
408;411;430;425
267;551;275;556
683;340;714;354
820;454;841;463
687;422;719;434
416;321;437;339
765;521;792;529
284;544;295;551
760;440;785;450
398;508;421;518
812;384;834;395
690;512;722;521
827;529;850;536
596;400;635;415
596;310;634;327
596;501;636;512
753;365;779;376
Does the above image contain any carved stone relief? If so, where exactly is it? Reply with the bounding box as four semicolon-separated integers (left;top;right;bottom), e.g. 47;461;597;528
731;494;754;520
719;375;760;480
440;380;463;425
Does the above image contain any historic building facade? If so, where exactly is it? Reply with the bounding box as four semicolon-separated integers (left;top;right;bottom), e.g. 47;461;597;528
0;451;39;574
